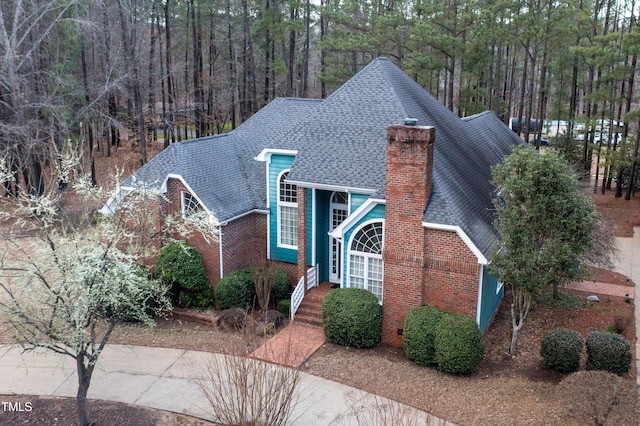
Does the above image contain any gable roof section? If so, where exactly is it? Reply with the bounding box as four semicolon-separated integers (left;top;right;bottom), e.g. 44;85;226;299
286;59;406;194
120;97;320;222
286;57;523;258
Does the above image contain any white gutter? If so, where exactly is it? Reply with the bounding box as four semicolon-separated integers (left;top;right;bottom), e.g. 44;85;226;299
421;222;488;265
285;180;377;196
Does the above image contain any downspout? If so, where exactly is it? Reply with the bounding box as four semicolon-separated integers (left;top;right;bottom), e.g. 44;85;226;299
476;264;484;329
218;226;224;279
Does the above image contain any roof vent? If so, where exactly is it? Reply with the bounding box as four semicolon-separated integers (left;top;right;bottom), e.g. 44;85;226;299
404;117;418;126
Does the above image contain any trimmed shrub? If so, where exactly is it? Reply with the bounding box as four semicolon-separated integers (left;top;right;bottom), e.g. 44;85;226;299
322;288;382;348
586;331;632;376
155;242;212;309
540;328;583;374
403;305;447;366
270;268;291;302
215;269;255;310
277;299;291;318
434;313;484;375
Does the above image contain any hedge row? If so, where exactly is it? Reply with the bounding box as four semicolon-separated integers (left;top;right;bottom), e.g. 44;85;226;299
403;305;484;375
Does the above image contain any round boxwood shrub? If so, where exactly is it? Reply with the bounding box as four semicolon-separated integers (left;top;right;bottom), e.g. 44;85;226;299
322;288;381;348
215;269;256;310
540;328;583;374
434;313;484;375
403;305;447;366
585;331;632;376
155;242;212;309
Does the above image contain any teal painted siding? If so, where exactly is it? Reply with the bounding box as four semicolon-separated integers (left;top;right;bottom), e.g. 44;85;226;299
350;193;370;213
314;191;331;282
268;154;297;264
341;204;386;286
479;266;503;332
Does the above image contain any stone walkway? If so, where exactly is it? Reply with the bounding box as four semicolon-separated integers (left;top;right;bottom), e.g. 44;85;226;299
565;280;634;299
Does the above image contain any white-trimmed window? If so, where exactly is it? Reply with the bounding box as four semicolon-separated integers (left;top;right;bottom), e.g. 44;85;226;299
181;191;203;218
348;220;384;303
277;170;298;248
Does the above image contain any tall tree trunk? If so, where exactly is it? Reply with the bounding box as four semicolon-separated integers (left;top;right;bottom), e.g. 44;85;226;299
148;0;158;142
81;43;97;187
320;0;328;99
227;0;237;129
164;0;176;146
190;0;204;138
76;354;95;426
509;286;533;356
118;0;147;164
625;127;640;200
302;0;310;96
287;4;296;97
264;0;272;105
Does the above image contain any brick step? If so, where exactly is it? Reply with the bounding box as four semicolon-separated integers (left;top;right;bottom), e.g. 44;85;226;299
296;306;321;318
298;299;323;310
294;313;323;327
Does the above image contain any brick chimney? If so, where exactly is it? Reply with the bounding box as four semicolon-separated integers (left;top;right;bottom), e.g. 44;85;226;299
382;121;435;347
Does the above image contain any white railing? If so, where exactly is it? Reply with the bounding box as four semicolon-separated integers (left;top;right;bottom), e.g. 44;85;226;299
291;276;305;320
290;264;320;320
306;263;319;290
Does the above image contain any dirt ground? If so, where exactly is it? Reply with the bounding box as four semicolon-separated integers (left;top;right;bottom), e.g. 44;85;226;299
1;140;639;425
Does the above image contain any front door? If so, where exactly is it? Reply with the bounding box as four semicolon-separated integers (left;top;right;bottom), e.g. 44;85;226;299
329;192;348;283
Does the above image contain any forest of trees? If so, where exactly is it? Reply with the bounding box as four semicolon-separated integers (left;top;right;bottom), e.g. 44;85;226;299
2;0;640;199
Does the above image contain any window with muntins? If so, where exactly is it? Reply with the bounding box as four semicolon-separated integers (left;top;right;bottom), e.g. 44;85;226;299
277;171;298;248
182;191;203;218
348;221;384;303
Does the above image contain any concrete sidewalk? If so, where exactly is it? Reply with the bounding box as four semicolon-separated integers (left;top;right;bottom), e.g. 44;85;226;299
0;343;452;425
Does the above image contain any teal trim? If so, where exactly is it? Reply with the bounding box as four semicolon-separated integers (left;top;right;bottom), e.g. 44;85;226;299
479;266;503;333
341;204;386;286
268;154;297;264
349;193;370;213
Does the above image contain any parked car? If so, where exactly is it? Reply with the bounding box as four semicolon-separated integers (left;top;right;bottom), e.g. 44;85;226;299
532;137;551;146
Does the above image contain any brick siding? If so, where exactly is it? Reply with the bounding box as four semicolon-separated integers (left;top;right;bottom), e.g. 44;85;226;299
422;228;480;320
163;178;268;287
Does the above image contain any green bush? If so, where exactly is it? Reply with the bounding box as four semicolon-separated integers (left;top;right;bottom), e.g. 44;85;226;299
540;328;583;374
277;299;291;318
434;313;484;375
403;305;447;366
215;269;255;310
270;268;291;302
322;288;381;348
585;331;632;376
155;242;212;309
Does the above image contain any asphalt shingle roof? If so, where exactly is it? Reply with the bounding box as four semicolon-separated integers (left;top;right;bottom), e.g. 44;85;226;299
287;57;523;257
122;57;523;258
124;98;320;222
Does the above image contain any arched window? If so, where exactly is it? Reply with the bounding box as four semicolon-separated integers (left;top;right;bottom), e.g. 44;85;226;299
181;191;203;218
277;170;298;248
348;220;384;303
